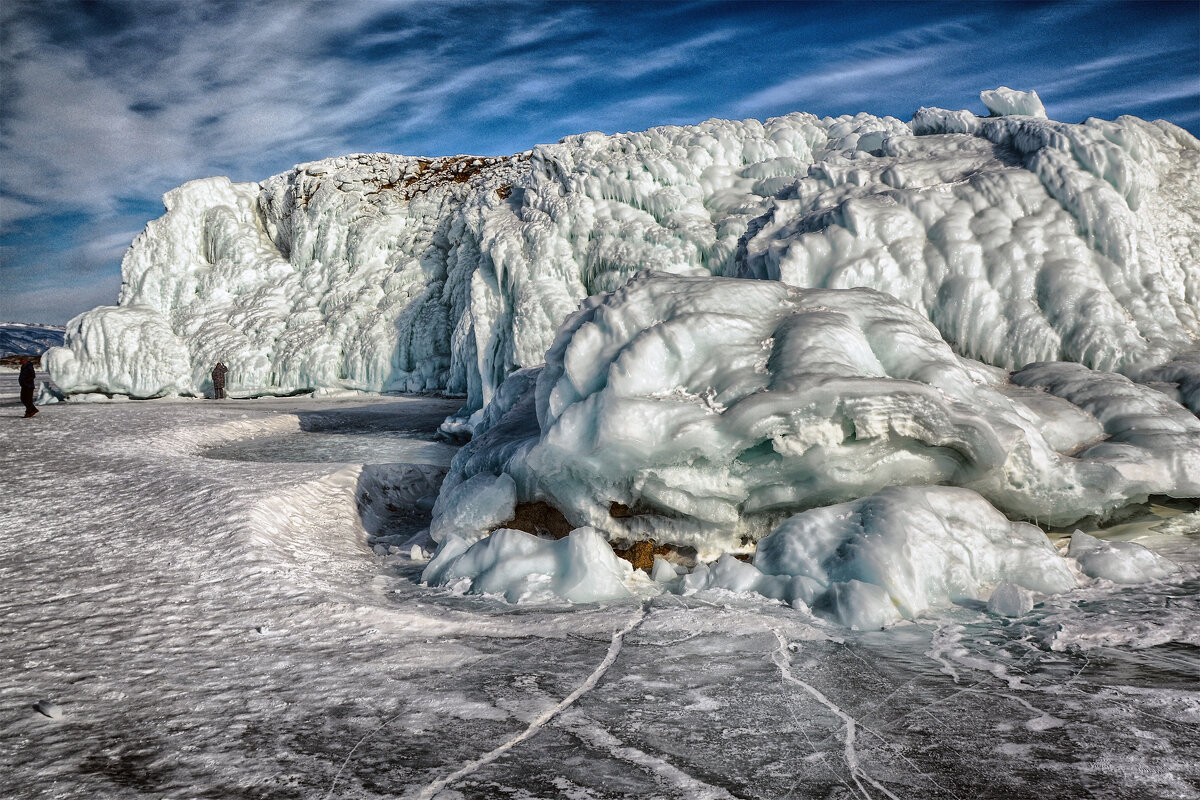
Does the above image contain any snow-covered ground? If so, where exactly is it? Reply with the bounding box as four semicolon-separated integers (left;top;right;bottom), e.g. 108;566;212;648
3;373;1197;800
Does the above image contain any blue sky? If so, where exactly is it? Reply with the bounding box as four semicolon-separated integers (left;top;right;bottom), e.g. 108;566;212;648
1;0;1197;325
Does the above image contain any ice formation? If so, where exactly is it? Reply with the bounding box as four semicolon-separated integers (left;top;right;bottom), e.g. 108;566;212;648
45;90;1200;412
39;88;1200;621
432;272;1200;556
674;486;1074;628
420;526;632;604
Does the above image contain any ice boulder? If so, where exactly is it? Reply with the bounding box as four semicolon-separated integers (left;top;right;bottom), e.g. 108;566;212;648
980;87;1047;118
1067;530;1180;584
433;271;1200;556
421;527;632;603
753;487;1074;623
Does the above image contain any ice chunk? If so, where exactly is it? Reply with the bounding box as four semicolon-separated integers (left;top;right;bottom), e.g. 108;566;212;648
1067;530;1179;584
650;555;683;584
987;581;1035;617
980;87;1047;118
32;700;63;720
677;554;791;600
421;527;631;603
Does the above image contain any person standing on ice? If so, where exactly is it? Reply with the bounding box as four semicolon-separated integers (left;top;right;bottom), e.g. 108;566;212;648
211;362;228;399
18;358;38;418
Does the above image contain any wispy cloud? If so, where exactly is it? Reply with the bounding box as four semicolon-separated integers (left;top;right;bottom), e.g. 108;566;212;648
0;0;1196;324
735;53;942;117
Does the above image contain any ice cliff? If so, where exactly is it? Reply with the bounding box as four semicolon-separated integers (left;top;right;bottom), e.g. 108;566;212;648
46;89;1200;415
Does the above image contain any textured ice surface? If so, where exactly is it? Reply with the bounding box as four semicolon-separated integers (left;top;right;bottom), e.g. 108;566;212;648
45;90;1200;408
431;272;1200;559
3;375;1198;800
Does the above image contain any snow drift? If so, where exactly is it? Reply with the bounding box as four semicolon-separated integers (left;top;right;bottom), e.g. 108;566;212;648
45;89;1200;412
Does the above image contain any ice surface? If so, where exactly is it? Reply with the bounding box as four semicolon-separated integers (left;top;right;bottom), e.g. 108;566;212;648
3;374;1198;799
431;271;1200;557
44;90;1200;411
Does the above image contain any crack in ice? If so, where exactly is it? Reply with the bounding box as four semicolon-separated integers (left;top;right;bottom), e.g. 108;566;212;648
769;628;903;800
410;606;647;800
557;711;740;799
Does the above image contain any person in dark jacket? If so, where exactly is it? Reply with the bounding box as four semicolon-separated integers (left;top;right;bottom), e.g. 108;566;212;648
211;362;228;399
18;358;38;418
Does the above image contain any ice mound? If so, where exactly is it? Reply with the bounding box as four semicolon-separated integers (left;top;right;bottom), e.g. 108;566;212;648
432;272;1200;557
674;486;1073;628
43;305;191;397
1067;530;1180;584
45;90;1200;411
421;527;632;603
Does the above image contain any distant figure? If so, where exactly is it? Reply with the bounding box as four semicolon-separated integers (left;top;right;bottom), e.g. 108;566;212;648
211;362;228;399
19;358;38;418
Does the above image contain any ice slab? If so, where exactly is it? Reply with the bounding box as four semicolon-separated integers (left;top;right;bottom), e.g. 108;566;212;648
1068;529;1180;583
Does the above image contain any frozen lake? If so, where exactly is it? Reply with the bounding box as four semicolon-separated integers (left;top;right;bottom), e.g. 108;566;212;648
2;374;1197;799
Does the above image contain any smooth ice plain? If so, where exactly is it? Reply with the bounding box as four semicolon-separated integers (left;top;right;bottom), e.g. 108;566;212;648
3;373;1197;800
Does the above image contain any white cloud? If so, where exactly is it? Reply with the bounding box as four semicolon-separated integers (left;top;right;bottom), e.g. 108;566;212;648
735;53;939;117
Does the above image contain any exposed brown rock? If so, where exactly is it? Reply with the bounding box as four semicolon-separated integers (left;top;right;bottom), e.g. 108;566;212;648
612;540;677;572
498;501;573;540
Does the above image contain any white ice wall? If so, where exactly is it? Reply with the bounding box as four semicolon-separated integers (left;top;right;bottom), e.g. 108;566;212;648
45;90;1200;405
